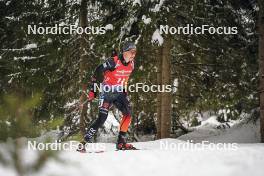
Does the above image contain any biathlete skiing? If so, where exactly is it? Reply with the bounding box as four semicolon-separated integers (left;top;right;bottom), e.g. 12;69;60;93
78;41;137;152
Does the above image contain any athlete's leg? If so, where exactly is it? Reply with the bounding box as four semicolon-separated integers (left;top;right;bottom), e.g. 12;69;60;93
114;93;132;133
113;93;135;149
84;100;111;142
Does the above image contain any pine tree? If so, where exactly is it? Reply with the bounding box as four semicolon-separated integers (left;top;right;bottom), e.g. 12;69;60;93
258;0;264;142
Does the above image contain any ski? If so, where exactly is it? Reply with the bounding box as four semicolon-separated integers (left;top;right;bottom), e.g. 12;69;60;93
77;148;144;153
115;147;140;151
78;150;105;154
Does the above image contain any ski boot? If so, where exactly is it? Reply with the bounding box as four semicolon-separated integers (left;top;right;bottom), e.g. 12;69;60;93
77;141;87;153
116;132;137;150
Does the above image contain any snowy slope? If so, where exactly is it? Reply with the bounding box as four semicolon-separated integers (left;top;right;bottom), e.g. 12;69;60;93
38;141;264;176
178;116;260;143
0;139;264;176
1;115;263;176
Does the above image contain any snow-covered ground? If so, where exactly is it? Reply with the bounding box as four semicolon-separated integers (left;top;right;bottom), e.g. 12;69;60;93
0;115;263;176
0;139;263;176
179;115;260;143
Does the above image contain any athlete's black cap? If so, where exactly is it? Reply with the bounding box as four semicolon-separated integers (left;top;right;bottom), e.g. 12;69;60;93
122;41;136;52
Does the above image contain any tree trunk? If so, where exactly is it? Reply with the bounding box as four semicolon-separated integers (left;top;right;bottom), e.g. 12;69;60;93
258;0;264;143
156;46;162;139
160;39;172;138
79;0;88;137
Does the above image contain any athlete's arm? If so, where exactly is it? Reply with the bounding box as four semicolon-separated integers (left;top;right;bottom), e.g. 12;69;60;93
92;58;115;80
88;58;116;93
